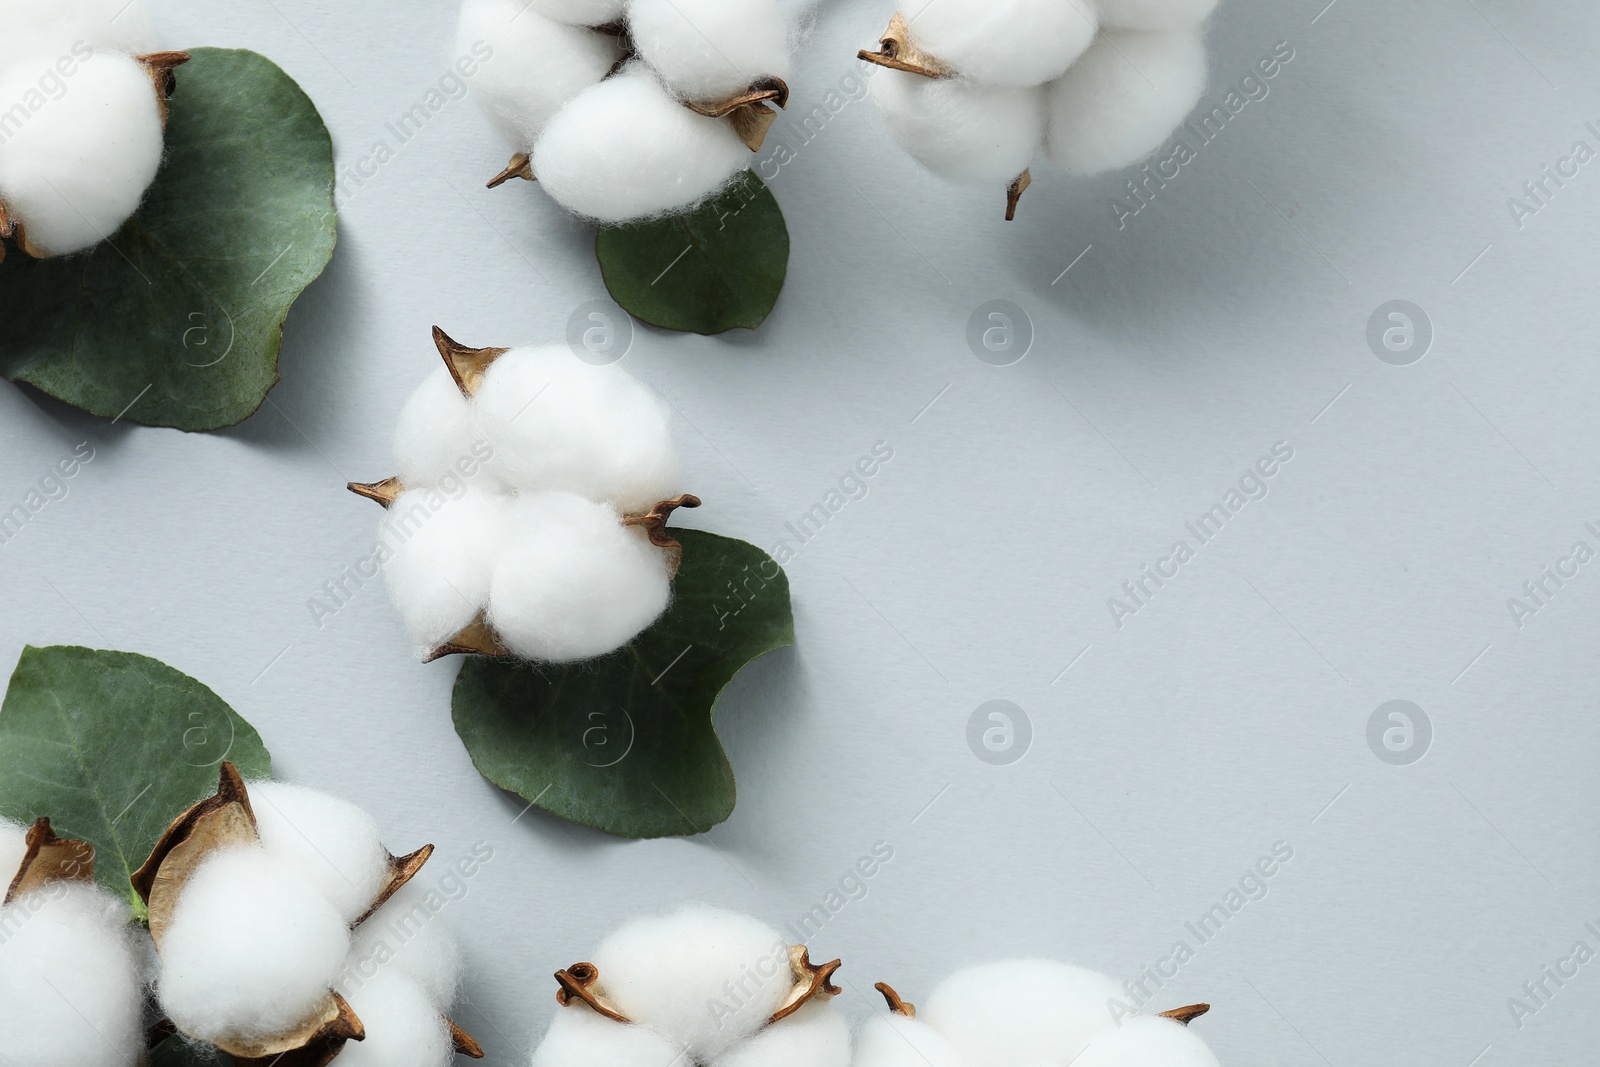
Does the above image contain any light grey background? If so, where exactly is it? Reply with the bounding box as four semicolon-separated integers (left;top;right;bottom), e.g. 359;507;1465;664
3;0;1598;1064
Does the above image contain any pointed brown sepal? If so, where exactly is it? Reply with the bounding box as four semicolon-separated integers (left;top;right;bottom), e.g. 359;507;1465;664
433;325;508;398
1158;1003;1210;1025
873;981;916;1018
487;151;536;189
555;962;632;1023
226;992;365;1065
687;77;790;152
353;843;435;926
448;1016;486;1058
857;13;947;79
4;818;95;905
1005;169;1031;222
135;51;190;124
347;477;404;508
622;494;702;577
133;761;259;945
768;946;842;1024
425;614;512;662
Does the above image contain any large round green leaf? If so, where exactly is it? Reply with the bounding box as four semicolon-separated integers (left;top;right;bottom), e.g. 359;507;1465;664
0;48;336;431
452;530;794;838
595;171;789;335
0;645;271;913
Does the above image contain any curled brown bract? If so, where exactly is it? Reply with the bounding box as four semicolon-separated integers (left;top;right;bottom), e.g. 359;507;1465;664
433;325;509;397
136;50;190;123
555;962;631;1022
1005;170;1031;222
622;493;703;574
768;945;843;1024
347;476;403;508
4;818;95;905
873;981;916;1018
686;77;790;152
487;152;535;189
1158;1003;1210;1025
857;14;947;79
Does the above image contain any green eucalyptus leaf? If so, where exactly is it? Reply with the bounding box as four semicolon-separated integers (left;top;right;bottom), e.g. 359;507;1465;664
595;171;788;335
0;645;271;913
0;48;337;431
452;530;793;838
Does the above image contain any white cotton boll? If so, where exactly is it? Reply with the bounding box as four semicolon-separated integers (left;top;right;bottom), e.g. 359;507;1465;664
591;907;790;1058
872;70;1045;185
1093;0;1220;31
335;969;453;1067
0;817;28;885
486;492;672;663
628;0;792;102
157;846;351;1044
714;1001;849;1067
346;879;464;1012
1044;29;1206;176
0;882;144;1067
246;782;391;925
393;368;491;491
0;0;158;65
520;0;628;26
531;65;749;222
0;53;163;257
921;961;1124;1067
381;489;512;658
531;1004;688;1067
900;0;1097;86
474;345;680;512
852;1014;968;1067
457;0;622;150
1069;1016;1221;1067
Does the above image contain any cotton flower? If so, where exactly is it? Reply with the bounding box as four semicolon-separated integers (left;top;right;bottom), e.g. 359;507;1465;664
139;764;480;1066
862;0;1220;217
460;0;806;221
529;906;849;1067
0;818;144;1067
857;961;1220;1067
356;327;691;665
0;0;180;258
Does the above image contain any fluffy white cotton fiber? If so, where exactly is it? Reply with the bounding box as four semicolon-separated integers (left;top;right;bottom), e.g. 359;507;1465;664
0;818;28;883
872;71;1045;185
0;881;144;1067
920;960;1124;1067
901;0;1097;86
474;345;680;513
1045;29;1206;175
628;0;792;102
381;489;512;657
531;1000;689;1067
0;53;164;256
1069;1015;1221;1067
532;65;750;222
335;969;454;1067
1095;0;1220;30
156;846;351;1044
487;492;672;663
346;878;465;1011
591;907;791;1058
0;0;158;66
712;1000;849;1067
394;368;493;491
524;0;629;26
457;0;622;150
852;1014;968;1067
247;781;392;925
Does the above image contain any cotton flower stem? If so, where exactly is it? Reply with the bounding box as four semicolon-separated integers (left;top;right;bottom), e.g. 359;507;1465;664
3;817;95;905
873;981;916;1018
857;13;948;79
1158;1003;1210;1025
1005;170;1031;221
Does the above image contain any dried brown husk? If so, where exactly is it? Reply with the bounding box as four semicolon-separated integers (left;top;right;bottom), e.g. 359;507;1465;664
3;817;95;904
857;14;1034;220
348;327;701;661
874;980;1210;1028
134;762;483;1062
0;52;188;264
553;945;842;1030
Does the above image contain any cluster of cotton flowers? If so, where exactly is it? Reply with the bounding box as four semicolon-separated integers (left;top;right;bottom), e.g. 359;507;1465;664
531;906;850;1067
0;818;144;1067
354;327;686;664
142;765;477;1067
861;0;1218;217
858;960;1219;1067
457;0;810;222
0;0;181;257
